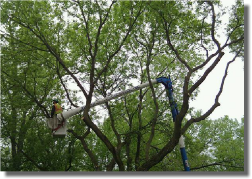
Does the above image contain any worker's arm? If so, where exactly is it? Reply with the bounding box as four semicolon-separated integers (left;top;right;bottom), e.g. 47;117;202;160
51;105;55;118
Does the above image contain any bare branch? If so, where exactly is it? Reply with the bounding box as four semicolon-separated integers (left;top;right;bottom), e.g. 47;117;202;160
206;1;221;50
182;48;242;135
189;52;225;95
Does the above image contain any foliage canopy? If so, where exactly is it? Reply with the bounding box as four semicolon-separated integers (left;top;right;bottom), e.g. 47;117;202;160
1;0;244;171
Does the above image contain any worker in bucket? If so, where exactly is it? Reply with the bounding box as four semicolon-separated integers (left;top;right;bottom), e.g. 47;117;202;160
51;99;63;118
47;99;63;131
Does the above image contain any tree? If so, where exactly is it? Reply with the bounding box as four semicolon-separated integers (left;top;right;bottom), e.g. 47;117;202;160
1;0;244;171
186;115;244;171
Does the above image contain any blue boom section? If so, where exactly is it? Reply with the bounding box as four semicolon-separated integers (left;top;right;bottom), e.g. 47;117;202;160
156;77;179;122
180;148;190;171
156;76;190;171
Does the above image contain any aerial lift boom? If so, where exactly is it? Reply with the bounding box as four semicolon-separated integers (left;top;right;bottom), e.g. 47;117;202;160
49;77;190;171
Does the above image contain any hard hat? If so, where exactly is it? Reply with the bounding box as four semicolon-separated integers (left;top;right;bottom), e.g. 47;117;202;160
53;99;59;103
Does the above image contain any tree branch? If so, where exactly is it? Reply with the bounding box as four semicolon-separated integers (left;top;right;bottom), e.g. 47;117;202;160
182;48;242;135
189;52;225;94
56;64;79;108
67;128;100;171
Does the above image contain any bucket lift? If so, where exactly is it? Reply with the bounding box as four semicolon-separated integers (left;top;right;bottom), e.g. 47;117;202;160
47;107;84;137
48;79;158;137
48;77;190;171
50;120;67;138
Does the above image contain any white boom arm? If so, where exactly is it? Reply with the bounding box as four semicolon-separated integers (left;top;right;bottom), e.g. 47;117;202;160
57;79;158;121
53;77;190;172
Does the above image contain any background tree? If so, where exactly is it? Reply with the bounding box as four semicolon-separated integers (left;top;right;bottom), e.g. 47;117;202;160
1;0;244;171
